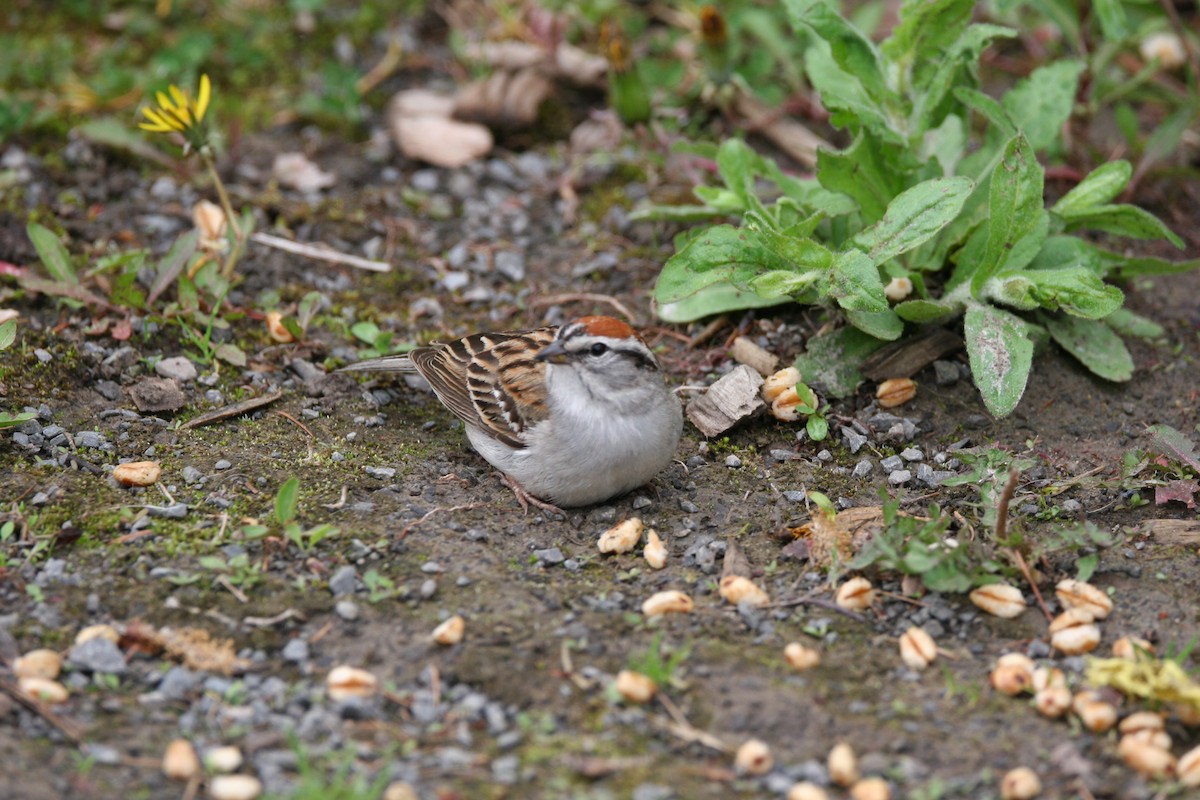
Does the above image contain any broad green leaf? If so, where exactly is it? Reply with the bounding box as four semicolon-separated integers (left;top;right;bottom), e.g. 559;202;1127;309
654;225;802;304
987;267;1124;318
1041;313;1133;382
881;0;975;89
793;326;889;397
1059;204;1184;249
628;204;727;224
1104;308;1163;340
276;477;300;525
0;411;38;430
1002;60;1085;151
148;229;199;306
1051;161;1131;216
214;343;247;367
845;307;904;340
964;304;1034;417
919;114;965;176
27;222;77;285
1001;210;1049;274
816;132;904;223
971;134;1043;296
852;176;973;265
716;139;759;206
1093;0;1129;41
806;414;829;441
1112;256;1200;277
0;319;15;351
825;250;888;313
788;0;888;105
914;25;1017;134
657;283;789;323
749;270;822;299
804;44;904;144
954;87;1016;138
894;298;962;323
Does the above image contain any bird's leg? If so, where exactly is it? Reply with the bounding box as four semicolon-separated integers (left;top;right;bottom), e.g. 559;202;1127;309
499;473;565;517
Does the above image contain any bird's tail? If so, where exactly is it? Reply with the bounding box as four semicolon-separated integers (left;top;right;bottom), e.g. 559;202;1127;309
339;355;417;374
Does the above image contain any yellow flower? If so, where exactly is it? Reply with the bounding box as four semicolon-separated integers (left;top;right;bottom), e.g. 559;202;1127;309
139;74;211;147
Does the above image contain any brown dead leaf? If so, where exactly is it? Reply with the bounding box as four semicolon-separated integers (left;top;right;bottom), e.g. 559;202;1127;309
455;68;554;128
1154;479;1198;509
793;506;885;568
159;627;250;675
1140;518;1200;545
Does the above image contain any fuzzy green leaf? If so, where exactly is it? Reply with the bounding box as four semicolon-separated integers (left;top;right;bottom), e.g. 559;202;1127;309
1104;308;1164;340
794;326;888;397
1059;204;1184;249
1051;161;1131;216
845;307;904;340
824;250;888;312
654;225;808;304
657;283;789;323
914;25;1017;133
853;176;974;266
788;0;888;105
881;0;975;88
954;87;1016;138
964;305;1034;417
971;134;1043;296
1002;60;1085;152
988;267;1124;318
817;132;904;223
1093;0;1129;41
275;477;300;525
0;319;15;351
894;298;962;323
27;222;77;285
1041;314;1133;382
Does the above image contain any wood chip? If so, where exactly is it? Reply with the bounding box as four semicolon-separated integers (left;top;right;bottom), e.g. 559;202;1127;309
686;365;764;437
860;329;963;381
1141;519;1200;545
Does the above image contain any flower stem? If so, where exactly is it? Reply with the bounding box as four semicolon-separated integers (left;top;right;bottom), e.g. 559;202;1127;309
201;150;245;278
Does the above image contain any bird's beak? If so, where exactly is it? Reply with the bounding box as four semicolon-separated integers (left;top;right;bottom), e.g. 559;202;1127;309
535;340;569;364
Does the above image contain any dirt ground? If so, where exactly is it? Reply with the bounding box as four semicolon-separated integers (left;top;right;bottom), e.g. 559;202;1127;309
1;118;1199;799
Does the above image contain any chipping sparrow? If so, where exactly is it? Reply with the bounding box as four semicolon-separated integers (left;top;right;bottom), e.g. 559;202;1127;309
342;316;683;512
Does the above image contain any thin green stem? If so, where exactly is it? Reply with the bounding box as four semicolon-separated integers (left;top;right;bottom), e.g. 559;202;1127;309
201;150;245;278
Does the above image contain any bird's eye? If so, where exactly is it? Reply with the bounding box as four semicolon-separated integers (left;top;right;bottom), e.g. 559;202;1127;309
589;342;609;356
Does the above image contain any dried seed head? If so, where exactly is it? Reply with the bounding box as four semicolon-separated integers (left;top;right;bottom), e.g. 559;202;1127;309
828;742;860;787
615;670;657;704
969;583;1026;618
735;738;773;775
598;518;644;554
265;311;296;343
432;615;466;645
999;766;1042;800
1072;691;1118;733
1050;622;1101;655
1118;734;1176;779
784;642;821;671
113;460;162;487
849;776;891;800
17;676;68;704
326;665;379;701
1140;31;1187;69
1032;666;1066;693
876;378;916;409
162;739;200;782
643;529;667;570
208;774;264;800
899;627;937;670
641;590;694;617
719;575;770;607
835;577;875;611
990;661;1035;696
762;367;801;403
787;782;830;800
1178;744;1200;787
1034;685;1072;718
204;746;244;773
1055;579;1113;620
13;649;62;680
771;387;805;422
1112;636;1153;660
883;277;913;302
1118;711;1166;735
76;624;120;645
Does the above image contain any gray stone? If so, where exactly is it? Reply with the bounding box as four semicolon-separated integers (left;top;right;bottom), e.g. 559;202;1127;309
1062;499;1082;513
679;499;700;513
534;547;565;565
842;427;869;453
75;431;107;449
182;466;203;484
783;490;807;502
888;469;912;485
723;455;742;468
214;459;232;470
420;578;438;598
155;356;197;382
147;503;188;519
853;459;873;478
364;466;395;480
334;600;359;621
493;251;525;281
158;667;202;700
880;455;904;471
281;638;309;663
933;360;960;386
329;566;358;596
900;447;924;462
68;637;127;674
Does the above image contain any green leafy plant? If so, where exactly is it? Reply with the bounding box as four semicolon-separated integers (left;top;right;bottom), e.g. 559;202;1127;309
265;477;339;554
627;632;691;688
350;321;414;360
362;569;399;603
0;319;37;430
643;0;1195;417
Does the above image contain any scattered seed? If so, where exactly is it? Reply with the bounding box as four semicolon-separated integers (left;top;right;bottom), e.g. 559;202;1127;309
899;627;937;670
1034;685;1072;718
1178;744;1200;787
719;575;770;607
1175;703;1200;727
876;378;916;409
969;583;1026;618
208;774;263;800
113;460;162;487
1117;734;1176;779
643;529;667;570
598;518;643;554
828;742;859;787
1118;711;1165;735
432;615;466;645
1055;579;1113;620
162;739;200;782
75;624;120;645
614;670;657;704
787;782;830;800
265;311;296;343
1072;691;1118;733
1032;666;1066;693
383;783;420;800
1050;622;1101;655
204;746;244;774
13;649;62;680
990;654;1035;696
783;642;821;671
835;577;875;611
849;777;891;800
770;386;805;422
762;367;801;403
1111;636;1153;659
325;665;379;700
999;766;1042;799
1048;607;1095;632
641;590;694;617
735;738;773;775
18;676;68;704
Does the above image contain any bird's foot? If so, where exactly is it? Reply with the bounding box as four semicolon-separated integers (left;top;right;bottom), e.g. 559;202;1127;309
499;473;565;517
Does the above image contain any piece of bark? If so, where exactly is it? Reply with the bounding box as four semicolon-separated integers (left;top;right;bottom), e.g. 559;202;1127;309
1140;518;1200;545
860;328;963;381
686;365;764;437
729;336;779;377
